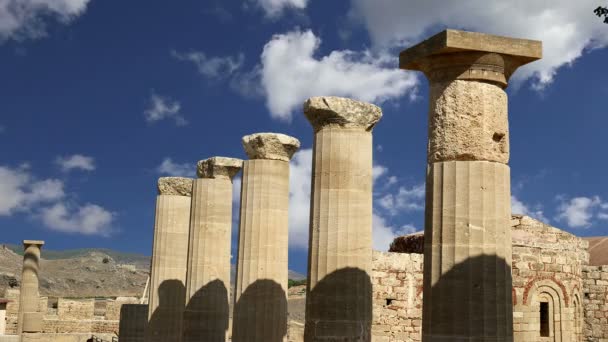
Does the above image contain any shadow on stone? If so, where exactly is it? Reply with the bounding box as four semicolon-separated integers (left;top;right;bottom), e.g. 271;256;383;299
232;279;287;342
423;254;513;340
182;279;229;342
146;279;185;341
304;267;372;341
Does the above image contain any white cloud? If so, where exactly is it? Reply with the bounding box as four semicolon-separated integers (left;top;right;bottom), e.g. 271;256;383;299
0;165;64;215
40;202;114;236
172;50;244;79
144;93;187;126
511;195;549;223
556;196;606;228
0;0;90;42
55;154;95;172
288;148;313;248
349;0;608;88
377;183;425;215
259;29;418;120
157;158;195;177
372;165;388;183
251;0;308;17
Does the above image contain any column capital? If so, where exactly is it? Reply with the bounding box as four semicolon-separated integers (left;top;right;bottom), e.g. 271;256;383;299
23;240;44;249
242;133;300;162
157;177;193;196
304;96;382;132
400;29;541;87
197;157;243;180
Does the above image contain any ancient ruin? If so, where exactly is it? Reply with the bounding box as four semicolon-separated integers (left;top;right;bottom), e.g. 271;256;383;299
146;177;193;342
183;157;242;342
400;29;542;341
232;133;300;341
3;28;607;342
303;97;381;341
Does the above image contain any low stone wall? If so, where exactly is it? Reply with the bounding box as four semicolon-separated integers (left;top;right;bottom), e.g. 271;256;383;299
582;265;608;341
371;251;423;342
57;299;95;321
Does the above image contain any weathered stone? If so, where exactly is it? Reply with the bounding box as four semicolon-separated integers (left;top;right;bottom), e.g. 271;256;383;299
241;133;300;162
399;29;543;342
18;240;44;335
157;177;193;196
196;157;242;179
303;96;382;131
304;97;380;341
389;232;424;254
232;133;299;341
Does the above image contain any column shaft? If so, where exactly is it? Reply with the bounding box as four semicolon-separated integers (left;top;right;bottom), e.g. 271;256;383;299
183;178;233;342
232;159;290;341
146;194;190;342
18;241;44;335
119;304;148;342
423;161;512;341
305;127;374;341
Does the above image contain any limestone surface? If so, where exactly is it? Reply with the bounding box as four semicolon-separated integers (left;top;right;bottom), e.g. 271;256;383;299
303;96;382;131
18;240;44;335
428;79;509;163
157;177;193;196
196;157;242;179
242;133;300;162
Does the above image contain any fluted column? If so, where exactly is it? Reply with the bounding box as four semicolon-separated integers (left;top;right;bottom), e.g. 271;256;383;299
146;177;192;342
18;240;44;335
183;157;242;342
303;97;381;341
232;133;300;342
400;29;542;341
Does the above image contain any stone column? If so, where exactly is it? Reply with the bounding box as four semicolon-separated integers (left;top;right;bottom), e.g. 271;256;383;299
303;97;382;341
119;304;149;342
0;300;8;335
146;177;192;342
18;240;44;335
399;29;542;341
232;133;300;342
183;157;242;342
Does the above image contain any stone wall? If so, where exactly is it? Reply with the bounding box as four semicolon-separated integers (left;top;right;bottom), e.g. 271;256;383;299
582;266;608;341
57;299;95;321
371;215;607;342
371;251;423;342
511;215;588;341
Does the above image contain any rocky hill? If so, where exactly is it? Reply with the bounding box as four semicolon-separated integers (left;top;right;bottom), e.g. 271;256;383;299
0;244;305;299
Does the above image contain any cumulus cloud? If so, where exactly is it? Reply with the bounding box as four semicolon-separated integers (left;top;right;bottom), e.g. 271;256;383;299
0;0;90;42
144;93;187;126
511;195;549;223
349;0;608;88
0;165;64;215
288;148;313;248
372;213;419;251
556;195;607;228
259;29;418;120
55;154;95;172
250;0;308;17
377;183;425;215
172;50;244;79
40;202;114;236
157;158;195;177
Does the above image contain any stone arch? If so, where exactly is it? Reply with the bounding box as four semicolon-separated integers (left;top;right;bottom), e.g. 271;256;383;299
571;289;583;342
526;279;568;341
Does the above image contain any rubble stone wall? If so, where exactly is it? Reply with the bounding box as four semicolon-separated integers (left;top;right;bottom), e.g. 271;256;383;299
582;266;608;341
371;251;423;342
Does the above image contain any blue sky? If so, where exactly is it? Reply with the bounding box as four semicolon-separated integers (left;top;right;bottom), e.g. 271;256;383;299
1;0;607;274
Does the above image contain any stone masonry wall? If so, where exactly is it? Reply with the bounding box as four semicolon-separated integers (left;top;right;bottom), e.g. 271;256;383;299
371;251;423;342
511;215;588;341
582;266;608;341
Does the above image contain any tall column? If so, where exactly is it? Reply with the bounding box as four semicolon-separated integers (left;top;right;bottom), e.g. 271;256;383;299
183;157;242;342
232;133;300;342
303;97;382;341
119;304;149;342
399;30;542;341
18;240;44;335
146;177;192;342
